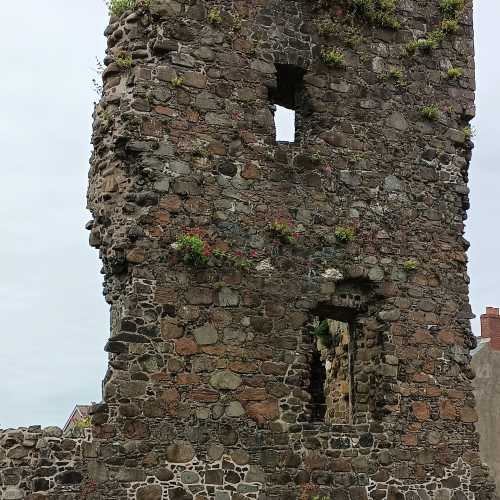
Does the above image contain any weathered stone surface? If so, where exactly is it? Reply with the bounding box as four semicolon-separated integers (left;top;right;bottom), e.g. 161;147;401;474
218;287;239;307
2;489;24;500
209;371;242;390
1;1;494;499
136;485;162;500
225;401;245;417
166;442;195;464
193;324;218;345
386;111;408;131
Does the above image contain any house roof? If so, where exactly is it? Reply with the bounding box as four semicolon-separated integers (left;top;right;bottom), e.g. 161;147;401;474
62;404;92;433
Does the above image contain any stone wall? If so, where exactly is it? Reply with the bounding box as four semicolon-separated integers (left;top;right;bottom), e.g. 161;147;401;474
0;427;92;500
1;0;498;498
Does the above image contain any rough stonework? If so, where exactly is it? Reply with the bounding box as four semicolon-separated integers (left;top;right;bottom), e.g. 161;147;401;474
472;307;500;493
1;0;498;498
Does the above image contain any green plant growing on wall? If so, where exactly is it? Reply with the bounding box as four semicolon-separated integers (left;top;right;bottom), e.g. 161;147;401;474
428;29;445;47
313;320;331;347
212;249;255;271
171;76;184;88
321;48;345;66
231;12;243;32
176;231;211;267
463;125;476;140
344;26;363;48
421;105;440;122
404;40;418;55
99;110;112;132
351;0;400;30
387;67;404;85
107;0;135;16
405;37;439;55
405;0;463;56
114;52;133;69
439;0;465;18
403;259;419;271
335;227;355;243
316;17;337;36
270;219;299;244
373;11;400;29
208;7;223;25
441;18;459;33
417;38;437;52
447;67;462;79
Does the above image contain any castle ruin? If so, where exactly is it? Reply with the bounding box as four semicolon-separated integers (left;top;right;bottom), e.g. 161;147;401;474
1;0;498;498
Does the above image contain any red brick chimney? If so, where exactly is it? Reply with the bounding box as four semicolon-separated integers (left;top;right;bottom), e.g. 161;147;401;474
480;307;500;350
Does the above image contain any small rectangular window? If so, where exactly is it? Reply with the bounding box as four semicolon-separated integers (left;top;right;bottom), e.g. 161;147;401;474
269;64;305;144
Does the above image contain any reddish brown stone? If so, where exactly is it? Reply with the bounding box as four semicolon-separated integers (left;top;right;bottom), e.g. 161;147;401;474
439;399;457;420
142;118;164;137
154;106;176;117
236;387;269;401
189;389;219;402
447;389;465;400
160;388;180;402
425;386;442;397
413;372;428;383
414;330;435;344
174;338;198;356
156;210;170;226
246;400;278;423
438;330;455;345
126;248;146;264
176;373;201;385
201;346;225;356
160;195;182;212
123;421;148;440
402;434;417;446
154;287;176;305
412;401;430;421
208;142;225;156
228;362;258;373
241;162;259;180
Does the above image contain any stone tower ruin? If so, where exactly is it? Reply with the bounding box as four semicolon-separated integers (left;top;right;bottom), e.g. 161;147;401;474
1;0;498;499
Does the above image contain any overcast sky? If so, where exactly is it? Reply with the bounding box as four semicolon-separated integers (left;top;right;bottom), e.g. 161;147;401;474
0;1;498;429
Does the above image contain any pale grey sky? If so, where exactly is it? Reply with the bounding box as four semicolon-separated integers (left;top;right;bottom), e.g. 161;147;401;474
0;1;498;429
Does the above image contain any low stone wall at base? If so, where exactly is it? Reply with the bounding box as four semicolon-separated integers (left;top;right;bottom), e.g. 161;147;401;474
0;426;90;500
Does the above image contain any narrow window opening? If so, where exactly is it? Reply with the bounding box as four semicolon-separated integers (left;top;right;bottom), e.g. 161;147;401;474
309;347;327;422
309;311;356;425
268;64;305;143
